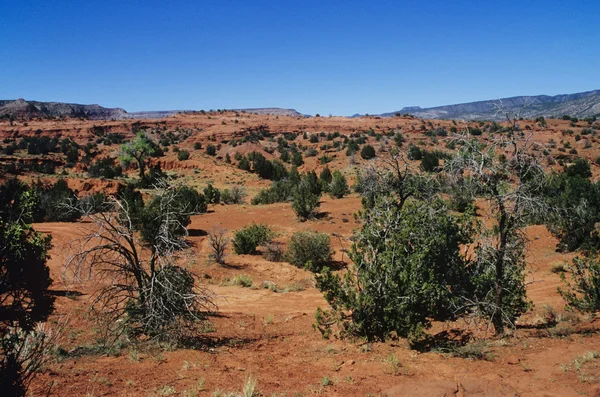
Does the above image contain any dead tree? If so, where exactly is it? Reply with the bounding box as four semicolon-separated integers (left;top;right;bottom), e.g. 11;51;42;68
64;185;216;342
445;110;547;334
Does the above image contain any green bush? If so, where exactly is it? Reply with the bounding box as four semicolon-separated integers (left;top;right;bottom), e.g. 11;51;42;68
329;171;349;199
315;198;473;343
420;150;440;172
252;180;293;205
177;150;190;161
87;157;122;179
232;223;273;255
286;231;333;272
203;184;221;204
206;144;217;156
560;256;600;313
407;144;422;160
360;145;376;160
292;180;320;220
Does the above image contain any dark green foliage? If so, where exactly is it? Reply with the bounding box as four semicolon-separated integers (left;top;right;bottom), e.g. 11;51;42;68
407;144;422;160
203;184;221;204
206;144;217;156
245;152;289;181
237;155;250;171
0;179;54;396
544;172;600;252
232;223;273;255
78;192;110;214
394;132;405;147
560;256;600;313
315;198;473;343
420;150;440;172
174;186;207;214
303;171;322;196
319;167;332;193
0;179;54;330
346;140;360;156
329;171;349;199
87;157;123;179
138;164;168;188
286;231;333;272
291;150;304;166
360;145;376;160
177;150;190;161
32;179;80;222
193;142;202;150
23;136;59;155
292;179;321;220
117;184;144;224
566;157;592;178
251;180;294;205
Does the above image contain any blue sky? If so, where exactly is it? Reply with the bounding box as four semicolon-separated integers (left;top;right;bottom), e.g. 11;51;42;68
1;0;599;115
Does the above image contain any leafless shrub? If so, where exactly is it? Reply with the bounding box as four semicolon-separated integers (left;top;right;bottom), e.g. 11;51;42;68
63;184;216;343
208;228;230;265
263;242;284;262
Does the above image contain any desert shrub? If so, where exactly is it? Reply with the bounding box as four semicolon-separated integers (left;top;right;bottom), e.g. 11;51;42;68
329;171;349;199
221;185;247;204
193;142;202;150
319;167;333;192
566;157;592;178
360;145;376;160
207;228;229;265
407;144;422;160
544;172;600;252
24;136;59;155
87;157;122;179
315;198;473;343
203;184;221;204
0;179;55;396
173;186;207;214
206;144;217;156
252;180;293;205
559;256;600;314
420;150;440;172
305;147;318;157
138;163;168;188
32;179;80;222
448;181;475;213
292;180;320;220
177;150;190;161
264;242;284;262
232;223;273;255
286;231;333;272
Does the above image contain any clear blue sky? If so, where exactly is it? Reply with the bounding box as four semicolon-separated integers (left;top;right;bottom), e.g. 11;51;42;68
1;0;599;115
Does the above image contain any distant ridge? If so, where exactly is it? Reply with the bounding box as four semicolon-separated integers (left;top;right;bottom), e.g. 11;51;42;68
373;90;600;121
0;99;305;120
0;99;128;120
